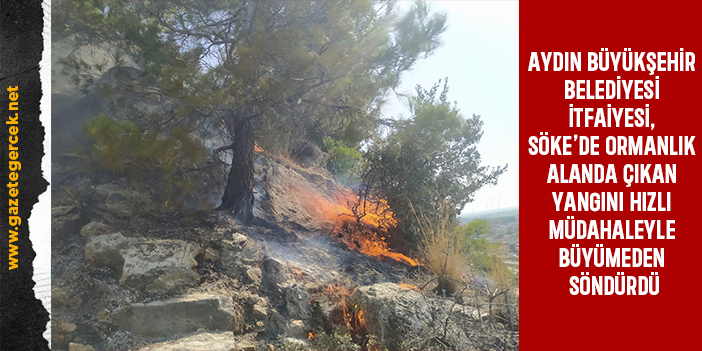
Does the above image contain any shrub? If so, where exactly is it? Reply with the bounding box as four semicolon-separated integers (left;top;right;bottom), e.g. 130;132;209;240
457;220;514;285
311;326;361;351
411;202;467;295
280;341;306;351
357;81;506;246
323;136;362;181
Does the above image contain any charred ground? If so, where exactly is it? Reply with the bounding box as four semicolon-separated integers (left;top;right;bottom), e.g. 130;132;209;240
51;149;518;351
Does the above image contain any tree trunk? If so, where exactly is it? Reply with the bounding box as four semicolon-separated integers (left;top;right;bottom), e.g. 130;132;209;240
218;115;255;224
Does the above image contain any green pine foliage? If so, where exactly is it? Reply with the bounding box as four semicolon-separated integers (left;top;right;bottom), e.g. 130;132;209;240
53;0;448;210
83;114;211;207
323;137;362;181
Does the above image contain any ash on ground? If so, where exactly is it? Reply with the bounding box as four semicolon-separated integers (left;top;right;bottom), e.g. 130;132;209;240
52;153;518;351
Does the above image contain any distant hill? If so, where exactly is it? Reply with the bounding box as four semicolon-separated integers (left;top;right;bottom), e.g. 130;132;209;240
459;206;519;224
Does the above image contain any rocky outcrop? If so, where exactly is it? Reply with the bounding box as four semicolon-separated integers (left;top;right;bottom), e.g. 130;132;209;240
84;234;202;292
283;284;311;320
138;331;236;351
284;319;309;339
219;233;265;279
120;240;202;292
113;294;243;340
52;150;519;351
358;282;432;347
357;283;516;351
84;233;137;276
92;182;152;218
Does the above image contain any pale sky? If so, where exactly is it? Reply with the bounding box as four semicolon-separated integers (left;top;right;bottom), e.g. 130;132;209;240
385;1;519;214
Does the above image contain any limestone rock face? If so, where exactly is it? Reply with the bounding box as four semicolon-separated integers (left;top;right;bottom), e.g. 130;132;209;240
84;234;202;292
246;267;262;285
113;294;243;340
220;234;264;277
357;283;432;348
283;284;311;320
84;233;137;277
284;319;308;339
359;283;490;351
138;331;236;351
231;233;248;248
119;240;202;292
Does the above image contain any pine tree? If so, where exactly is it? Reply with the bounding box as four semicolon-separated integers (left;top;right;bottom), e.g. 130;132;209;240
53;0;446;223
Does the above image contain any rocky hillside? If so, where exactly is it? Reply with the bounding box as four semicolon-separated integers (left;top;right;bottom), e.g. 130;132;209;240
51;149;518;351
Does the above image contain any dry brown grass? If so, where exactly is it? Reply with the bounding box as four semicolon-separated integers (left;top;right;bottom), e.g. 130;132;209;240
410;202;467;295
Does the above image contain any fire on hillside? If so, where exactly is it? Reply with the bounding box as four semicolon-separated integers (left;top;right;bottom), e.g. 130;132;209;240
301;189;419;266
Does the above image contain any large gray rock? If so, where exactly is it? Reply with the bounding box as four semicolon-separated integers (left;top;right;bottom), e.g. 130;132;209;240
120;240;202;291
264;308;287;333
359;283;494;351
84;234;202;292
113;294;243;340
220;235;264;276
283;284;311;320
231;233;248;248
357;283;432;348
261;257;288;285
84;233;137;277
284;319;308;339
252;304;268;321
139;331;236;351
246;267;262;285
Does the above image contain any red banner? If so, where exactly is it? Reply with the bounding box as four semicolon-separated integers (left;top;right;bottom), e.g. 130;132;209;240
520;1;702;349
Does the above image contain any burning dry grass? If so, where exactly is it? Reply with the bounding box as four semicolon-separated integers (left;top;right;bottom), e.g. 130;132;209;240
328;195;418;266
258;151;417;266
333;221;418;266
291;179;418;266
411;202;467;295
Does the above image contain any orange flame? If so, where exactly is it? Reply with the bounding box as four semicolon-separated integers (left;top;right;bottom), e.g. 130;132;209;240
334;221;418;266
254;142;264;153
288;171;417;266
314;283;370;346
398;283;420;292
294;186;417;266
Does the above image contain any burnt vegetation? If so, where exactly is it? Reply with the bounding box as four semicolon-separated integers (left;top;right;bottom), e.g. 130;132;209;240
51;1;517;350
